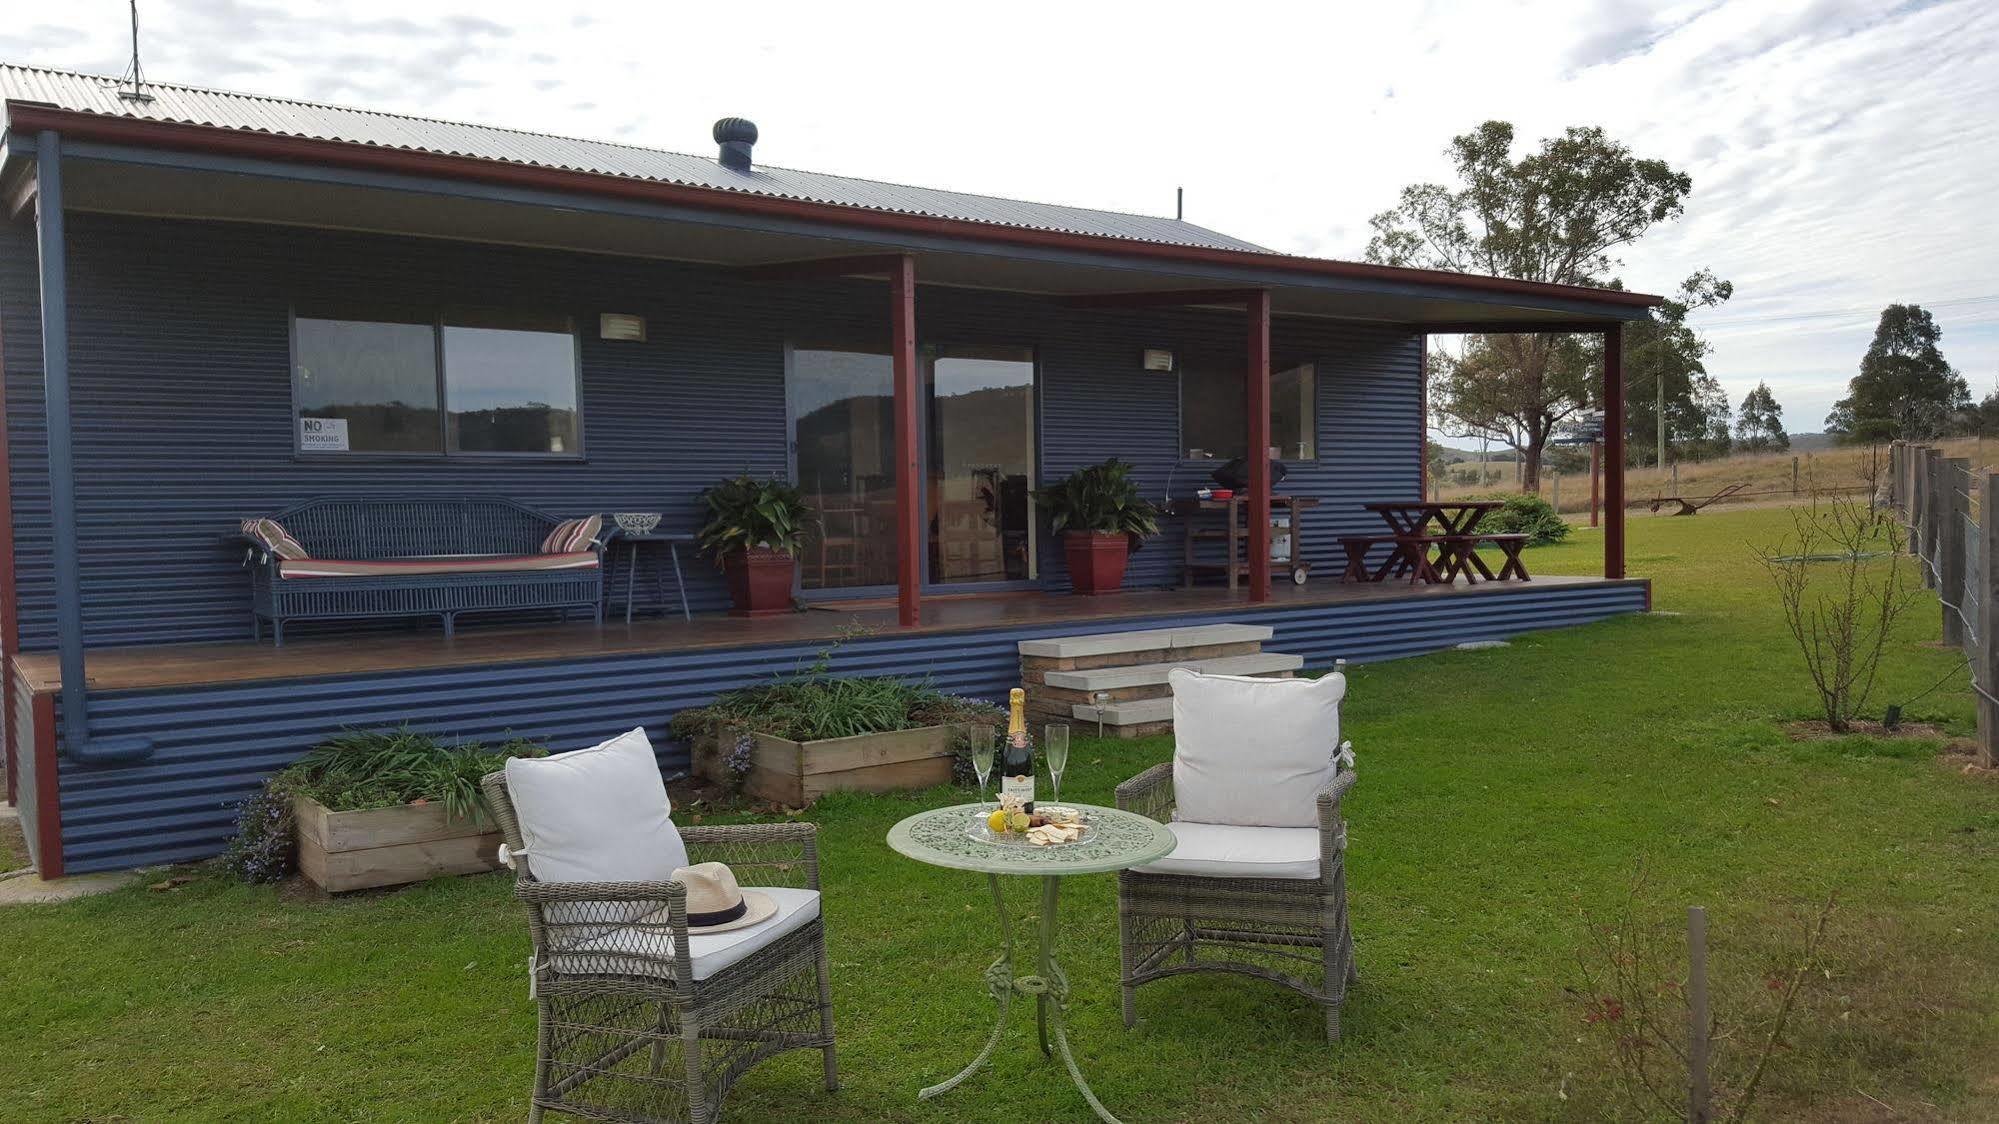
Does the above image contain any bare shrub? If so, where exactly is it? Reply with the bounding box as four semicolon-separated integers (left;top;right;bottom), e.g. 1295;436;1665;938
1755;492;1918;732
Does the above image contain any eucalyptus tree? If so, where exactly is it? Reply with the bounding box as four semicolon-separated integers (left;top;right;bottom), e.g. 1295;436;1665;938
1368;120;1716;488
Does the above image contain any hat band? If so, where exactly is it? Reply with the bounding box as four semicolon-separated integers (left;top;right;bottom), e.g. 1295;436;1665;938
687;899;747;928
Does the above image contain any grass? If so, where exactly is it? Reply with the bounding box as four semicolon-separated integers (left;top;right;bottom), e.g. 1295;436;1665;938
3;506;1997;1121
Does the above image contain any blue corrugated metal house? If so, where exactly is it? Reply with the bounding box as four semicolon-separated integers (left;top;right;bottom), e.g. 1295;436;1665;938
0;64;1656;875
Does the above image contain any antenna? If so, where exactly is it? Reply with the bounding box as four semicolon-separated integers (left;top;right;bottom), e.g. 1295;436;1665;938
119;0;154;103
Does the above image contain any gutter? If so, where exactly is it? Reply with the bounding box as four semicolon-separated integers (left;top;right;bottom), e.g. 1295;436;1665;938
3;102;1663;314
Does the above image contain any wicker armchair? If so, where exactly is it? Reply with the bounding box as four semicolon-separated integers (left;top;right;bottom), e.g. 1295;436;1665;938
1114;668;1358;1043
482;772;837;1123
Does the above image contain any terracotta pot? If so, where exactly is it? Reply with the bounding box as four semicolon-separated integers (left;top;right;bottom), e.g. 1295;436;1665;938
723;547;796;616
1063;531;1131;595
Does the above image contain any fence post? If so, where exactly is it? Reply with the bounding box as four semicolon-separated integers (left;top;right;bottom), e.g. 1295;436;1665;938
1981;473;1999;770
1923;448;1942;589
1687;906;1711;1124
1888;442;1901;510
1942;457;1968;645
1792;455;1800;497
1552;474;1561;514
1906;444;1926;550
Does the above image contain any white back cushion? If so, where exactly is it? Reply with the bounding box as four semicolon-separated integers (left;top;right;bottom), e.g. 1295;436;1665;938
504;727;688;884
1170;668;1345;828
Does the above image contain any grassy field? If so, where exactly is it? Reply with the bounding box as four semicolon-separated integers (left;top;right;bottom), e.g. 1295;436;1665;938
2;507;1995;1122
1434;439;1958;516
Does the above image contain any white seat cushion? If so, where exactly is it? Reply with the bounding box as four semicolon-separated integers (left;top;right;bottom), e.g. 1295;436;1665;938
1131;821;1321;880
1170;667;1345;828
503;727;688;885
551;887;821;981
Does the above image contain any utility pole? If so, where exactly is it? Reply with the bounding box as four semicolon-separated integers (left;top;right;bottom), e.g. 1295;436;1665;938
1656;352;1665;471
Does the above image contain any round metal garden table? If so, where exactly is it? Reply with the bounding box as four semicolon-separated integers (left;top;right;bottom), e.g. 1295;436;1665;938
886;802;1176;1124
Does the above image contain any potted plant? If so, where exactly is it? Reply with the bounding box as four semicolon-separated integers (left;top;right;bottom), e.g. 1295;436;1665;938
223;727;545;892
697;473;815;616
1035;457;1162;594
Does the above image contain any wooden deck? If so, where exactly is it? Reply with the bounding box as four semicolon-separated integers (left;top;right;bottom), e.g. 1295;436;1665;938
14;575;1645;696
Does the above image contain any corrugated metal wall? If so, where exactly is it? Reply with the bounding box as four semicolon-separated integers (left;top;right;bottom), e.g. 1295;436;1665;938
0;214;1420;648
54;580;1646;873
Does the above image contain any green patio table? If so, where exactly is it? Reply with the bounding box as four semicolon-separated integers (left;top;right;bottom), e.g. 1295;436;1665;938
886;801;1176;1124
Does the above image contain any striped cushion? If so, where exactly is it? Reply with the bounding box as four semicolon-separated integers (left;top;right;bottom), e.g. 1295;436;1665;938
541;514;603;554
241;518;310;561
278;552;600;579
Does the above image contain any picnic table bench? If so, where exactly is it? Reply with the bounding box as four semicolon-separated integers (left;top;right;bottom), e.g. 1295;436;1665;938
1336;501;1532;586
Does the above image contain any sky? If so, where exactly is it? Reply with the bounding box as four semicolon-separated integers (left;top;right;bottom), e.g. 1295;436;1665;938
6;0;1996;437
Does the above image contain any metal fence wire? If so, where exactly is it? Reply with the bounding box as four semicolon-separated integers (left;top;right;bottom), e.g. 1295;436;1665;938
1893;442;1999;767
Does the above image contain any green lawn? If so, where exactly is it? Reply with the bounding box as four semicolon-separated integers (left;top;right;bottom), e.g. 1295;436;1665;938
3;506;1996;1122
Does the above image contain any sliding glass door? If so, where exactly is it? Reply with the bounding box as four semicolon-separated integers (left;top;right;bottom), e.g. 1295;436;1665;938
926;345;1036;585
790;344;900;591
788;342;1037;594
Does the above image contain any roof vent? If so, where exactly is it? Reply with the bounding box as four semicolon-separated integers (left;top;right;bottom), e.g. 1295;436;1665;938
713;117;758;172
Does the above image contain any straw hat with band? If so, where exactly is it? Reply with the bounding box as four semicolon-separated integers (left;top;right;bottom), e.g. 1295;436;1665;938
674;861;778;933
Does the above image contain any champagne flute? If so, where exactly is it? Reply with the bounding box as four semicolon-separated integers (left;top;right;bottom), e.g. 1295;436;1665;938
969;724;996;806
1044;723;1071;805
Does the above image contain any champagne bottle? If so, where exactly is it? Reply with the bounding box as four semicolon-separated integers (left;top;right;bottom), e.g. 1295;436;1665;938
1001;687;1036;812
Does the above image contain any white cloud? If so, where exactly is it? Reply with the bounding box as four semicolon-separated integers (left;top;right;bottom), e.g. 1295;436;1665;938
11;0;1997;430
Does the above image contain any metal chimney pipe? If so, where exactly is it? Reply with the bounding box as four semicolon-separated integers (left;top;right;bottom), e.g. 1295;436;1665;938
713;117;758;172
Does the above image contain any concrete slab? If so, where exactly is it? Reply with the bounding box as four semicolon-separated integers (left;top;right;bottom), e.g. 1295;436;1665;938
1042;652;1304;691
0;869;141;905
1072;696;1175;725
1017;622;1272;659
1453;640;1512;651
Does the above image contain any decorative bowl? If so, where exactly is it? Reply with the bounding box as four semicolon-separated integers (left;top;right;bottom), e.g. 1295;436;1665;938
614;512;663;535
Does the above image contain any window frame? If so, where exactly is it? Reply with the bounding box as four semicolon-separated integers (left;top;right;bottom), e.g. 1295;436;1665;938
288;304;587;463
1174;355;1322;468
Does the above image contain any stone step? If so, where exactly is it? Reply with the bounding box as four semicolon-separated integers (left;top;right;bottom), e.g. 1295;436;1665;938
1016;623;1272;660
1041;652;1304;692
1072;696;1174;726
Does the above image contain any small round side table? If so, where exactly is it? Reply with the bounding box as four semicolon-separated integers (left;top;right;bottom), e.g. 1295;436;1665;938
885;802;1175;1124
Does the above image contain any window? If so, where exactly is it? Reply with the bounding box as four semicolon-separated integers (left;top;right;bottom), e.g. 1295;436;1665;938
1178;361;1318;462
294;305;581;456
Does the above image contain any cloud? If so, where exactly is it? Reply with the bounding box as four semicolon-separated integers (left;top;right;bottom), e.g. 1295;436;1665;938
5;0;1993;430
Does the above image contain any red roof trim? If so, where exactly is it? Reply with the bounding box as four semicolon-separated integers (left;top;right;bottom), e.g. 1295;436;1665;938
7;103;1663;310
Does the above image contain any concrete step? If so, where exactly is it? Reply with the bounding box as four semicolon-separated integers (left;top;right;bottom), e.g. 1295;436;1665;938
1017;622;1272;660
1071;696;1174;726
1041;652;1304;692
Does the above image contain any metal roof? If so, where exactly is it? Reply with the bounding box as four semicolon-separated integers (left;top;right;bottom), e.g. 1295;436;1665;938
0;63;1268;253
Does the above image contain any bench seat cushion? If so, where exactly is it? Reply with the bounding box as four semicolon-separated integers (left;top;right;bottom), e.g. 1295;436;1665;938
1132;821;1321;880
550;887;821;981
278;552;599;579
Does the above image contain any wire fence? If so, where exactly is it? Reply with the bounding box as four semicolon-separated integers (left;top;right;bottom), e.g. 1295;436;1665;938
1892;441;1998;767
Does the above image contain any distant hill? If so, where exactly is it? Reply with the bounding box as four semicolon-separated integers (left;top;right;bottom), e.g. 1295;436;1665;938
1787;432;1839;452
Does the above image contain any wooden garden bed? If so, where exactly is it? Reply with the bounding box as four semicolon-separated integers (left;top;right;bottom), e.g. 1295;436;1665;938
694;725;959;806
294;796;501;893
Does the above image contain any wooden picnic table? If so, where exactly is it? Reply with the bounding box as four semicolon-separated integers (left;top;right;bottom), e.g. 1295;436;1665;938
1340;500;1529;585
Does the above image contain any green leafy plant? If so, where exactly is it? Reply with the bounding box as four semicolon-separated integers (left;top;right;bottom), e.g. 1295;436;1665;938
670;630;1004;745
696;473;816;563
1034;457;1162;545
1477;492;1571;546
223;727;545;883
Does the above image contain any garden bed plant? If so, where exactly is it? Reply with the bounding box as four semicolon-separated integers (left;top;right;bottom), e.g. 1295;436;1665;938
224;727;545;888
670;637;1003;804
